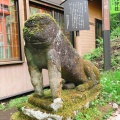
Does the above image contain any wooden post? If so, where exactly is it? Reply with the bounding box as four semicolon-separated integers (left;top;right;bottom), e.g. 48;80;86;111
102;0;111;70
18;0;25;61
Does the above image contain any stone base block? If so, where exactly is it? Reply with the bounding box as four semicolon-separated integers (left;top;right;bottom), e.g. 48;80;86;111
11;83;101;120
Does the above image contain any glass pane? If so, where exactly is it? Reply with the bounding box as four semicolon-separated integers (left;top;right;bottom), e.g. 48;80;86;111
6;34;11;58
54;10;70;40
29;5;52;16
6;19;11;34
54;12;59;24
0;34;4;58
0;0;20;61
54;11;64;29
30;6;40;16
43;8;52;15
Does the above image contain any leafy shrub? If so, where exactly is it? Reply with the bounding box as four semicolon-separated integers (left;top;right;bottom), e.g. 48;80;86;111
83;38;103;61
75;107;102;120
110;13;120;33
101;71;120;104
110;27;120;39
83;38;103;70
83;37;120;71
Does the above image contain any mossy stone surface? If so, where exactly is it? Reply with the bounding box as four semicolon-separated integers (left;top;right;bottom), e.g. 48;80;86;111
23;13;100;98
11;84;101;120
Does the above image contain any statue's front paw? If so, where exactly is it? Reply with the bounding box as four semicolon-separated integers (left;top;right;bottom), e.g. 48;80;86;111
35;91;44;97
50;98;63;111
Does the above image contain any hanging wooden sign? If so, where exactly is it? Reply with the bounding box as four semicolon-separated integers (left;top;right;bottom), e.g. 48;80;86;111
63;0;89;31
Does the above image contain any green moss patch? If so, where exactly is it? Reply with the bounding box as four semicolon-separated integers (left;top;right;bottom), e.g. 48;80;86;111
11;84;101;119
10;111;35;120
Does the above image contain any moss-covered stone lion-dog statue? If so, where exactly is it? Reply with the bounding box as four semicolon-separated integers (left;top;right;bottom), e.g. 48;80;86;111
23;13;100;99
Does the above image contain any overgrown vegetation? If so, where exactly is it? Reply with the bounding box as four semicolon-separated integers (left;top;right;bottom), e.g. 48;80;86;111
110;13;120;39
101;71;120;104
83;37;120;70
75;107;103;120
75;13;120;119
75;64;120;119
83;13;120;70
75;70;120;120
83;38;103;70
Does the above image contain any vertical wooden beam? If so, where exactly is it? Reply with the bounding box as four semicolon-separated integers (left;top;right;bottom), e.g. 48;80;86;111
26;0;30;19
102;0;111;70
18;0;25;61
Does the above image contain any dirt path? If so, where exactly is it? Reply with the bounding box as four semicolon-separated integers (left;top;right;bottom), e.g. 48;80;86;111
107;109;120;120
0;107;17;120
0;107;120;120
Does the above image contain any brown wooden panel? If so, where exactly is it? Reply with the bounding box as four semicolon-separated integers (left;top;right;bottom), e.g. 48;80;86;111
0;62;49;100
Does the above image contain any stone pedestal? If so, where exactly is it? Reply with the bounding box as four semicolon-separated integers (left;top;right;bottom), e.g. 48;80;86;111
11;83;101;120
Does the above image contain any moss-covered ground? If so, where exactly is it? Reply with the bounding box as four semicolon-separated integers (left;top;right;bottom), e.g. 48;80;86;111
11;84;101;120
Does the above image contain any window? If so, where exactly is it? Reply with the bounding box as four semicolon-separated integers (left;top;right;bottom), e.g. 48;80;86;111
30;4;52;16
0;0;20;61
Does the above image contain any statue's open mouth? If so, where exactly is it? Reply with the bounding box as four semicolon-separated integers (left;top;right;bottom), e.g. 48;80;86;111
29;41;50;44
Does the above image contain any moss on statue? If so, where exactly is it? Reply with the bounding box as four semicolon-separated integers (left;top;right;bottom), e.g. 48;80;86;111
16;13;102;119
23;13;100;99
23;13;58;38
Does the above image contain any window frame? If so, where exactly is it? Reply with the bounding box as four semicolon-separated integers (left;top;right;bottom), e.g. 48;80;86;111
0;0;25;65
95;18;102;48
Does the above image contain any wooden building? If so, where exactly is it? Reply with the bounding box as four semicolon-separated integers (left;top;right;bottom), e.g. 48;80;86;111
0;0;102;100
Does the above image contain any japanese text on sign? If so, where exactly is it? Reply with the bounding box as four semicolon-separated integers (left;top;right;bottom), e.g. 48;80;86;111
64;0;89;31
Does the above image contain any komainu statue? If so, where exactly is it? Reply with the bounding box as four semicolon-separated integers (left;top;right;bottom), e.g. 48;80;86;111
23;13;100;99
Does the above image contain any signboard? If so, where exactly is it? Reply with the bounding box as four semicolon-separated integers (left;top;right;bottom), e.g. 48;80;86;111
63;0;89;31
110;0;120;14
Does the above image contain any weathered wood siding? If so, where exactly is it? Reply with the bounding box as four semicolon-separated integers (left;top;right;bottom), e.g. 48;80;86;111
0;63;49;99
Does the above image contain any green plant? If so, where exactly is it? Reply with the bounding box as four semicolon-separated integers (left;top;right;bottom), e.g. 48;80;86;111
75;107;102;120
7;96;28;109
91;99;105;107
0;104;5;110
0;95;28;110
101;71;120;104
110;27;120;39
83;38;103;61
110;14;120;29
75;70;120;119
83;36;120;71
103;109;113;119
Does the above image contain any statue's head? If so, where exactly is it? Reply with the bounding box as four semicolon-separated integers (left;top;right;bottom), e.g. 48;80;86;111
23;13;59;45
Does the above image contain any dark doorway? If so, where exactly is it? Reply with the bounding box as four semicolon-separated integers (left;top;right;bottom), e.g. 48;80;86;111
95;19;102;47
